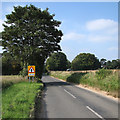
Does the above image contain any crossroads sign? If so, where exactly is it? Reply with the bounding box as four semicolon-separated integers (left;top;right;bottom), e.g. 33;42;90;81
28;66;35;77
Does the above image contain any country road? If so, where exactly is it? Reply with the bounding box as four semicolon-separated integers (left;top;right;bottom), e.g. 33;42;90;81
37;76;119;119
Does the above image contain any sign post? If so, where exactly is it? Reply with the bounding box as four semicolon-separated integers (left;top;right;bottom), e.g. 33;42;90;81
28;66;35;82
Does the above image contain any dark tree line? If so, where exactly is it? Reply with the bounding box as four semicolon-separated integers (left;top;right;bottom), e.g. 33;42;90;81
100;58;120;69
2;51;120;75
46;52;120;71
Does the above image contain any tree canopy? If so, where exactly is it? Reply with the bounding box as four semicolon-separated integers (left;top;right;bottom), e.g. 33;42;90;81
105;59;120;69
71;53;101;70
100;58;106;68
46;52;69;71
2;5;63;78
2;54;22;75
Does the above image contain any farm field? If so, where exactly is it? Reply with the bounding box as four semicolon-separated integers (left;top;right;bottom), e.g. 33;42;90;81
2;75;27;89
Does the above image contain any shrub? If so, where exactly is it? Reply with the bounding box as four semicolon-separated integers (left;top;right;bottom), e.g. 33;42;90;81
66;73;86;84
96;68;112;80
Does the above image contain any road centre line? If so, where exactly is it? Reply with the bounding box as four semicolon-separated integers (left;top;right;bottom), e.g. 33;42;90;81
64;89;76;99
86;106;105;120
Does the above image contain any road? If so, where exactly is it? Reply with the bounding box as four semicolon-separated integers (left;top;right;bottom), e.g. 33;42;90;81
37;76;118;119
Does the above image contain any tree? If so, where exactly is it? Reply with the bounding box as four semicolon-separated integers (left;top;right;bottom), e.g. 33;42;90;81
2;54;22;75
71;53;101;70
106;59;120;69
46;52;69;71
106;60;112;69
100;58;106;68
67;60;71;69
2;5;63;78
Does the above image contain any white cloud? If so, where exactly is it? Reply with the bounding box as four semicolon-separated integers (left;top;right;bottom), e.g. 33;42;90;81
88;34;117;42
86;19;117;32
62;32;85;41
86;19;118;42
62;19;117;43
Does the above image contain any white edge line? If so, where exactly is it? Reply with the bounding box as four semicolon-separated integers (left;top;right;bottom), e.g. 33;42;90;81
86;106;105;120
64;89;76;98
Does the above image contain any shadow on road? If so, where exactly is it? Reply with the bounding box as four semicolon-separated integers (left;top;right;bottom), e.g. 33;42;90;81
44;81;70;87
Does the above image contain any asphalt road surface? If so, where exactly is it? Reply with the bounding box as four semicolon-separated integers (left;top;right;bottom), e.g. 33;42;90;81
38;76;118;119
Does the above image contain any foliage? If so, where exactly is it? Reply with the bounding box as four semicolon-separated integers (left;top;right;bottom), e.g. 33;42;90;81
46;52;69;71
67;73;86;84
96;68;112;80
71;53;101;70
2;55;22;75
105;59;120;69
2;5;63;79
100;58;106;68
67;60;71;69
2;82;43;118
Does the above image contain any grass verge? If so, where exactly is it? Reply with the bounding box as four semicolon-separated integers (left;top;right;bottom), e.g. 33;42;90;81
2;82;43;118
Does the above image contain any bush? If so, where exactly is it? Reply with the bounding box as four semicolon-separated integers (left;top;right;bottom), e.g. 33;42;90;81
66;73;86;84
19;67;28;77
96;68;112;80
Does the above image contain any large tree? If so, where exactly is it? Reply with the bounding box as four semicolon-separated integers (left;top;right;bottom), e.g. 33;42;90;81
2;5;63;78
46;52;69;71
71;53;101;70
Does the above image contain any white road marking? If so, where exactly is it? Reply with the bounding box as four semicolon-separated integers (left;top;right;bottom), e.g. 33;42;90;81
59;86;61;87
64;89;76;99
86;106;105;120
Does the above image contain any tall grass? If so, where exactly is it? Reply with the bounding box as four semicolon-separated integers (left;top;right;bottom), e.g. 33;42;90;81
2;75;27;89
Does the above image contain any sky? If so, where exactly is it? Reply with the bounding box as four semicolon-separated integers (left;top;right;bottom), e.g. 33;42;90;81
0;2;118;62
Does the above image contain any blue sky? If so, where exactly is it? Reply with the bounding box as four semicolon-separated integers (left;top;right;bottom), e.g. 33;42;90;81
0;2;118;62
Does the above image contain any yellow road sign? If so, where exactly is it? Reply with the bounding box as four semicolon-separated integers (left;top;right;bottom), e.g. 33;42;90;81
28;66;35;76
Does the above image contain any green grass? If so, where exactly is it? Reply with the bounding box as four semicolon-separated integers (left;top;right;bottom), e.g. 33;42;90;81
2;82;43;118
50;70;119;98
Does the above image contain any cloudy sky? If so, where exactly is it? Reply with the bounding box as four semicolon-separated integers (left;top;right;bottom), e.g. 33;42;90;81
0;1;118;62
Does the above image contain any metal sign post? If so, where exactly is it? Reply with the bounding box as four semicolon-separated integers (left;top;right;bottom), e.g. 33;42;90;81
29;76;30;82
32;77;34;82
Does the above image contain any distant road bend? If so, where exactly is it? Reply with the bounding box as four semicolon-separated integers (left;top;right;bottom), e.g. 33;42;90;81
37;76;118;119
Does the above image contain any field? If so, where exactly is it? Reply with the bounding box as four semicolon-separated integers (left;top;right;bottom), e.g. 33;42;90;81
2;75;27;89
50;69;119;98
2;75;43;118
